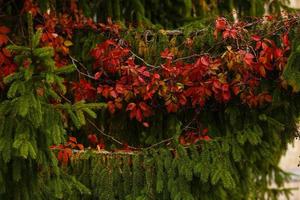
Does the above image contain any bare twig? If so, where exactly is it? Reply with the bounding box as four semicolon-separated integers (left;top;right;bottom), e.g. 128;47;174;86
69;55;96;80
87;119;141;150
144;137;174;150
172;54;207;63
129;50;159;69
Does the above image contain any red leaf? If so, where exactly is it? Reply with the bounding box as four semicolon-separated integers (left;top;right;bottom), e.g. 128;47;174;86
136;108;143;122
57;150;64;162
258;66;266;77
0;26;10;34
222;91;231;101
160;48;173;60
0;34;9;46
215;17;227;30
251;35;261;41
142;122;149;127
233;86;240;95
97;142;105;150
274;48;283;58
200;56;210;66
153;73;160;79
255;41;262;50
107;101;115;113
77;144;84;150
213;80;221;89
201;135;211;141
264;94;272;102
110;90;117;98
222;83;229;91
68;136;77;143
88;134;98;145
129;109;136;119
2;48;11;57
126;103;136;111
244;53;254;66
94;72;102;80
229;29;237;39
179;136;186;145
202;128;209;135
222;30;230;39
282;33;289;47
139;102;149;112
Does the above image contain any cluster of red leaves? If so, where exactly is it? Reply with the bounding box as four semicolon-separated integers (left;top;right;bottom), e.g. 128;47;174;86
86;28;289;123
22;0;40;16
20;1;292;126
179;128;211;146
71;79;96;101
87;134;105;150
28;0;120;68
50;136;84;165
0;26;17;89
214;17;238;39
87;134;135;152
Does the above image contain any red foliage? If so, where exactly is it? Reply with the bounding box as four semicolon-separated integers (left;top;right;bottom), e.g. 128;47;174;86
72;79;96;101
50;136;84;165
179;129;211;146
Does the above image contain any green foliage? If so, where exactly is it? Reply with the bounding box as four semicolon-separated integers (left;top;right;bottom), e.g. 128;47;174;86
0;29;106;199
283;32;300;92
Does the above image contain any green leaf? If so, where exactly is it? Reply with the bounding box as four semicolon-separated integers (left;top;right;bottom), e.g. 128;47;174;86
67;109;81;129
6;45;31;53
19;142;29;159
32;28;42;48
3;72;22;84
28;142;37;159
82;108;97;119
33;47;54;58
54;64;76;74
17;96;29;117
75;109;86;126
46;73;55;84
7;81;20;98
211;167;222;185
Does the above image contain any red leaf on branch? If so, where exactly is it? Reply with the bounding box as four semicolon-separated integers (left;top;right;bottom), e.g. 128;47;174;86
136;108;143;122
126;103;136;111
251;35;261;41
142;122;149;127
0;34;9;46
282;33;289;47
244;53;254;66
258;65;266;77
94;72;102;80
215;17;227;30
107;101;115;113
160;48;174;60
88;134;98;145
68;136;77;143
0;26;10;34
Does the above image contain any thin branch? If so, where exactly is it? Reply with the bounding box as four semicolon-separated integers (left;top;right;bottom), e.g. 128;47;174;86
144;137;174;150
87;119;141;150
129;50;159;69
69;55;96;80
172;54;206;63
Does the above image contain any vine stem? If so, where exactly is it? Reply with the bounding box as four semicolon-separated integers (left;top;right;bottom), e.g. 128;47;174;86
69;55;96;80
87;119;141;150
129;50;159;69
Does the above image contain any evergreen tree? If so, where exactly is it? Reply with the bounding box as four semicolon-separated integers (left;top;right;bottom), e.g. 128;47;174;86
0;15;104;199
